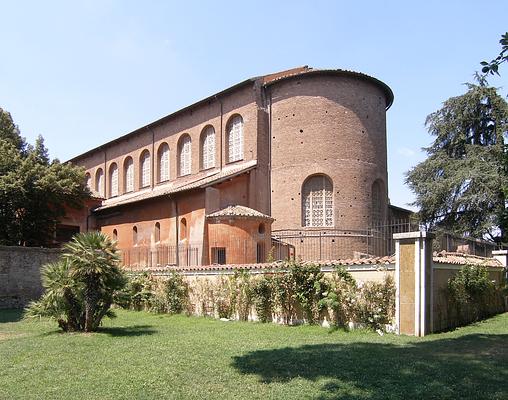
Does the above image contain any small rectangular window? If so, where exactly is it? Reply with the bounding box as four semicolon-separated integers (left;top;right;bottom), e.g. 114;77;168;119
211;247;226;265
256;242;265;263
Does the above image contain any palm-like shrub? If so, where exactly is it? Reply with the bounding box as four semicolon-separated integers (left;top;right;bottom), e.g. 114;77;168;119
25;231;126;332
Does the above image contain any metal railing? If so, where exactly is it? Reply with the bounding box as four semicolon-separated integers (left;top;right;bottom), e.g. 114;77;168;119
120;244;200;270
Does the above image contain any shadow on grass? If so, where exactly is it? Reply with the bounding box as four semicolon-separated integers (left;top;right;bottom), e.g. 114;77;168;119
232;334;508;399
0;309;24;323
97;325;157;337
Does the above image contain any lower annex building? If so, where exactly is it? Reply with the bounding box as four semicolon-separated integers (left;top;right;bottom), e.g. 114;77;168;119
67;66;411;266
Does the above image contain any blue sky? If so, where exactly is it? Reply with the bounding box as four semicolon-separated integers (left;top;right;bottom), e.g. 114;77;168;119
1;0;507;209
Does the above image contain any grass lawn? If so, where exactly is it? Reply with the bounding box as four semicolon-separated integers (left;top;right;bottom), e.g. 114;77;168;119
0;310;507;400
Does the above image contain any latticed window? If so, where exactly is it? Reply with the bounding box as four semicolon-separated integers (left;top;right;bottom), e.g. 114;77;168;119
179;135;191;176
227;115;243;163
158;143;170;182
140;151;151;188
124;158;134;192
302;175;333;227
201;126;215;170
109;164;118;197
95;169;104;197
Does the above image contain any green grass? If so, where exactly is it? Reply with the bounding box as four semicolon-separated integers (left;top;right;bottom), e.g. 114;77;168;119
1;310;507;400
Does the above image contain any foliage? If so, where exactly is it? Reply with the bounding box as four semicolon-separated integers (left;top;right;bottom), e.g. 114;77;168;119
251;275;273;323
289;262;325;324
151;271;189;314
234;271;252;321
115;273;154;311
319;266;357;327
480;32;508;77
447;264;505;326
25;231;126;332
0;111;90;247
271;268;297;324
356;275;396;330
406;84;508;242
0;107;26;153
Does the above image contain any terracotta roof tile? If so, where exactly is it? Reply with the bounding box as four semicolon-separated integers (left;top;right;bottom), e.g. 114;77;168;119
206;205;274;220
95;160;257;211
433;251;502;267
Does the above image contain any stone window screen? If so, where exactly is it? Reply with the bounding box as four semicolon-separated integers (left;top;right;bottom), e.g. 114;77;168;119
109;163;119;197
124;157;134;193
302;175;333;227
179;135;192;176
201;126;215;170
158;143;170;182
140;151;151;188
227;115;243;163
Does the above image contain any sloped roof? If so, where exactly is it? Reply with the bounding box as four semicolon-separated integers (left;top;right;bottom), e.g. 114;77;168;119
206;205;274;221
94;160;257;212
433;251;502;267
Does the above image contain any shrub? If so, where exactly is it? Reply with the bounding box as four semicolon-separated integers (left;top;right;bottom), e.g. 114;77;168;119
25;232;126;332
319;266;357;327
356;275;395;330
234;271;252;321
151;272;189;314
251;275;273;323
448;264;504;326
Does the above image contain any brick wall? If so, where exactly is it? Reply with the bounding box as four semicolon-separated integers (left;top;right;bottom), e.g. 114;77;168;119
0;246;60;309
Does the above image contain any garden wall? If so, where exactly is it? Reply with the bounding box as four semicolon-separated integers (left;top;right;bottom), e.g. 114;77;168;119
0;246;60;309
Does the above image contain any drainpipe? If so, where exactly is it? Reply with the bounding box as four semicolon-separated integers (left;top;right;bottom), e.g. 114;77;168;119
268;88;272;215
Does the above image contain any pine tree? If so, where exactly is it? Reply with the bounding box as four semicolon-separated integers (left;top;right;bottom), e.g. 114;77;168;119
406;84;508;243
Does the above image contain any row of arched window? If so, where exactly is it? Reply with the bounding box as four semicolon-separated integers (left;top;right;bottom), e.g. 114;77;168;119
86;115;244;198
301;175;384;227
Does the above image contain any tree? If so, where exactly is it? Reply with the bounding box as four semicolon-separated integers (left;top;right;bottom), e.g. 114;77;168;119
406;84;508;243
25;231;127;332
0;107;26;153
480;32;508;77
0;108;90;246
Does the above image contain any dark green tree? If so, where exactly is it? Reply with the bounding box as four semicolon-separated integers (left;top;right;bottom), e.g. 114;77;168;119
0;107;26;153
0;109;90;246
406;84;508;243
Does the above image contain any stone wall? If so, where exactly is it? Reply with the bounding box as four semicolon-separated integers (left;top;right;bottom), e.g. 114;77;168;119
0;246;60;309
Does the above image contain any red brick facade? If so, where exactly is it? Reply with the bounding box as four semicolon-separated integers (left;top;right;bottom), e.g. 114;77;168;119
69;66;399;265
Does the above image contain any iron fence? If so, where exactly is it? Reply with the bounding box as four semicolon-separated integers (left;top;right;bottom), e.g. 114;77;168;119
271;219;419;261
120;244;200;270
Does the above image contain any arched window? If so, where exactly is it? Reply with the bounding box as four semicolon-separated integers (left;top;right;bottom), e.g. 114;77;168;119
132;226;138;245
371;180;384;225
227;115;243;163
140;150;151;188
112;229;118;241
85;173;92;190
95;168;104;197
200;126;215;170
109;163;118;197
302;175;333;227
154;222;160;243
180;218;187;241
124;157;134;193
158;143;170;183
178;135;192;176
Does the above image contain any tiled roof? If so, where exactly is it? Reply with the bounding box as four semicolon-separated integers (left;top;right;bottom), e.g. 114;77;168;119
206;205;274;220
130;256;395;273
433;251;503;267
95;160;257;212
124;251;505;273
